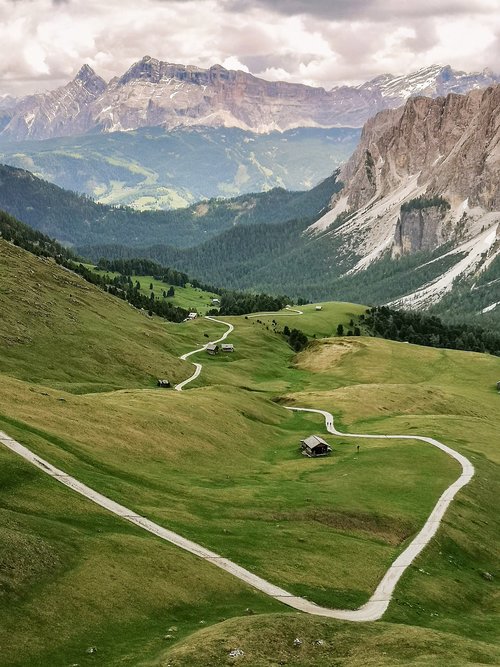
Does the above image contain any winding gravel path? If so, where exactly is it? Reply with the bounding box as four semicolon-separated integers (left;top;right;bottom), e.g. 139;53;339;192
174;316;234;391
0;315;475;622
247;306;304;318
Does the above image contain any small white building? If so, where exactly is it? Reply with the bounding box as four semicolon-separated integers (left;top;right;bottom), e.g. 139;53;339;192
221;343;234;352
315;305;323;311
188;312;198;320
211;298;221;305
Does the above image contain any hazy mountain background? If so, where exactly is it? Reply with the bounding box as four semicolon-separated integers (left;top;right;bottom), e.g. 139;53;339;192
0;127;358;209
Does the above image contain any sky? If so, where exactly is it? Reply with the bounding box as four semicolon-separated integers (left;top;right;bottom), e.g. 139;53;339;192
1;0;500;96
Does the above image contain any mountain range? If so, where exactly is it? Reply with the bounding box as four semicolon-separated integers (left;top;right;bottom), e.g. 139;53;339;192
76;85;500;325
1;58;499;140
1;76;498;325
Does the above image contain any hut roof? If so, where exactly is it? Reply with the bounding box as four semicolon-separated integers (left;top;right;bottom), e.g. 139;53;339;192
206;343;218;351
301;435;330;449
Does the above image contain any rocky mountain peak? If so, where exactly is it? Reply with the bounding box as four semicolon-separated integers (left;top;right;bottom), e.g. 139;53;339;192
1;59;499;140
310;85;500;290
118;55;163;84
73;64;107;94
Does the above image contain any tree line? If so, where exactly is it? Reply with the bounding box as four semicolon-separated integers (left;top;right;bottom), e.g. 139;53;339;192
401;195;451;213
96;258;190;287
364;306;500;356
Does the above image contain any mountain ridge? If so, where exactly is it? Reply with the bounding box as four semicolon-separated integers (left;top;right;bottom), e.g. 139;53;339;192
1;58;499;140
308;84;500;310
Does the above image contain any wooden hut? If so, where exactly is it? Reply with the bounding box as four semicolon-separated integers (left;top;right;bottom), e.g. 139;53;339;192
300;435;332;457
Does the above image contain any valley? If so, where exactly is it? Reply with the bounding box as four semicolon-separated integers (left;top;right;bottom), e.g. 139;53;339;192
0;241;498;665
0;126;358;209
1;22;500;666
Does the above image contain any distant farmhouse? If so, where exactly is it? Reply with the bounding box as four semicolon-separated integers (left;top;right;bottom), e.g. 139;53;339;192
211;298;221;305
315;305;322;311
300;435;332;457
157;379;171;388
221;343;234;352
206;343;219;355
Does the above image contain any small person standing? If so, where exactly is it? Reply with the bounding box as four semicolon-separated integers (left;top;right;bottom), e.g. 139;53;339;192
356;445;360;454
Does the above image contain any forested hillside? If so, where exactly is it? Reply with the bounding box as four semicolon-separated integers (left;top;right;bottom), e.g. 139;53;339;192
81;228;500;330
0;164;338;247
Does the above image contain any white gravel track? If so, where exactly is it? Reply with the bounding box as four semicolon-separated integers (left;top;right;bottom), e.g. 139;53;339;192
0;316;474;621
174;316;234;391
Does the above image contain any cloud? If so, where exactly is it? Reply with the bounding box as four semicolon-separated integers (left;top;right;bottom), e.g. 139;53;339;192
226;0;497;21
0;0;499;96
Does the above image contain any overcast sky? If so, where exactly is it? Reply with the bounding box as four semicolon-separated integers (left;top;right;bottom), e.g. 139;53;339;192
1;0;499;96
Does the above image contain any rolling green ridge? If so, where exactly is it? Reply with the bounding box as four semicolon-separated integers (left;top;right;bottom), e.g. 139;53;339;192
0;125;359;209
0;240;499;666
0;163;338;248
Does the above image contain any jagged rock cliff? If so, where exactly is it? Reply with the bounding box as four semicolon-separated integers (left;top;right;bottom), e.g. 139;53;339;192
2;66;107;141
309;85;500;308
1;58;499;141
394;205;448;255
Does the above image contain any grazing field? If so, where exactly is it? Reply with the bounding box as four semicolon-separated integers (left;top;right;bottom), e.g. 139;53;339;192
248;301;367;336
84;263;221;314
0;242;499;666
0;241;198;391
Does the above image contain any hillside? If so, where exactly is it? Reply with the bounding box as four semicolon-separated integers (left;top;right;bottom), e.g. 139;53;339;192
0;245;498;665
0;239;193;392
82;213;500;330
0;163;339;247
0;126;359;209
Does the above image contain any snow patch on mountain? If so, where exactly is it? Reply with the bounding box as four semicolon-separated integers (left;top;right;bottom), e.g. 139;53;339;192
481;302;499;314
388;223;499;308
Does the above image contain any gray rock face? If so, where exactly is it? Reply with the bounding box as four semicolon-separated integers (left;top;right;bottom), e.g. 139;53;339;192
394;206;446;255
2;65;107;141
1;58;499;141
331;84;500;221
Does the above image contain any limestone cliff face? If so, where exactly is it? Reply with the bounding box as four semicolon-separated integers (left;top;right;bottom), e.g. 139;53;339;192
393;206;447;255
2;65;107;141
1;59;499;141
306;84;500;312
314;84;500;263
333;85;500;215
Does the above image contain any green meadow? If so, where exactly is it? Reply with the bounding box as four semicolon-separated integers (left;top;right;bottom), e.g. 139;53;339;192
0;242;498;666
84;263;221;314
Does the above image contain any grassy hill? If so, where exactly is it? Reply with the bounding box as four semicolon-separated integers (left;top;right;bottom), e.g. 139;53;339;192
83;263;220;315
0;126;359;209
0;239;198;391
0;241;499;666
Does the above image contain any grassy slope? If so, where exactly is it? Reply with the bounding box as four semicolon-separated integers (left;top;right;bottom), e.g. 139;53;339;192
0;244;499;665
85;264;220;314
0;240;201;391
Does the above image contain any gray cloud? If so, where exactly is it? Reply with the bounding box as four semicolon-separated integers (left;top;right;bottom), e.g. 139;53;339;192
0;0;498;97
225;0;495;21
